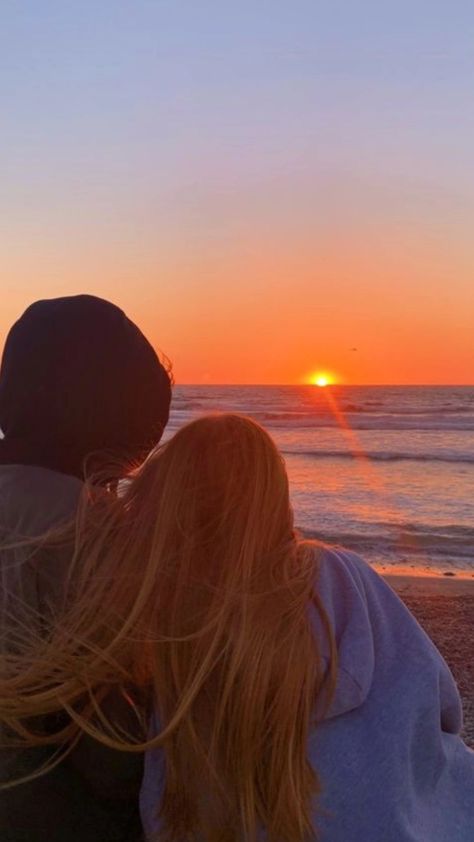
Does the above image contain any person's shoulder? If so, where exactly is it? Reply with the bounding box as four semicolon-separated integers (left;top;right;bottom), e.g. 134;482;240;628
319;547;414;620
316;544;382;596
314;544;412;636
0;465;82;536
0;464;82;494
316;545;444;658
0;464;82;492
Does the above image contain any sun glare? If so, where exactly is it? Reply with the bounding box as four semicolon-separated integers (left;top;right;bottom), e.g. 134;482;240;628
309;371;334;387
315;375;329;387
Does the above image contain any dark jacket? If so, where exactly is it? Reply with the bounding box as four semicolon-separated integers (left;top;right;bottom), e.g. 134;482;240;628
0;465;144;842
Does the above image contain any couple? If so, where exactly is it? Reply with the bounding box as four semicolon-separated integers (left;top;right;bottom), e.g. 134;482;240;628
1;295;473;842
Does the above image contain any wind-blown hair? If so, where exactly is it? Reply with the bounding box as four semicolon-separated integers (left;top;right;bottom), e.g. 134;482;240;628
0;414;337;842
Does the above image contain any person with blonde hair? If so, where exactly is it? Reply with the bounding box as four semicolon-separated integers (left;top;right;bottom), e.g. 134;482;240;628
1;414;474;841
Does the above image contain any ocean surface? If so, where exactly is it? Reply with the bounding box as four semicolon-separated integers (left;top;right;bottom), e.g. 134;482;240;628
167;386;474;576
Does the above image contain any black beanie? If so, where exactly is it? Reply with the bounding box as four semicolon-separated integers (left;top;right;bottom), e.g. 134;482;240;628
0;295;172;478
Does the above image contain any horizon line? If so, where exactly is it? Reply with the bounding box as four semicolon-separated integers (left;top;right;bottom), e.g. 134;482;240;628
175;383;474;388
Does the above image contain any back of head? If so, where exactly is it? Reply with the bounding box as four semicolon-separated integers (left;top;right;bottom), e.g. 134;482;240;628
123;415;333;841
0;295;172;478
134;413;294;581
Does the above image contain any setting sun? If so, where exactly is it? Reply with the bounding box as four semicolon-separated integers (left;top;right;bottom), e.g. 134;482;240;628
309;371;335;387
315;375;329;387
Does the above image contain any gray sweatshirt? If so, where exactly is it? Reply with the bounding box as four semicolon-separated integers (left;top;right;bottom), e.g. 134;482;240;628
140;548;474;841
0;465;143;842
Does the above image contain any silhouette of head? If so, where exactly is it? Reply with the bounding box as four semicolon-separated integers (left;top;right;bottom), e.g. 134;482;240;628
0;295;172;478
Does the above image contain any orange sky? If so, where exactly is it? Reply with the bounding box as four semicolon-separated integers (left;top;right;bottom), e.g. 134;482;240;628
2;218;473;385
1;3;473;385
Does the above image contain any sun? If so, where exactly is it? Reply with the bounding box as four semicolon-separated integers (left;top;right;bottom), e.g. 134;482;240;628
309;371;334;387
314;374;329;387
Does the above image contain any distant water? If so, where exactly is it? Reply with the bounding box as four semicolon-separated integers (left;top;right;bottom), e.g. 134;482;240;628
167;386;474;575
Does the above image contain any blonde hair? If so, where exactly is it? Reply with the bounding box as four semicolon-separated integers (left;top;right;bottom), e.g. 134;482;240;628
0;414;337;842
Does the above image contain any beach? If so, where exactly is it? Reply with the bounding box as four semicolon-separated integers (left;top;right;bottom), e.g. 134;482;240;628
385;573;474;749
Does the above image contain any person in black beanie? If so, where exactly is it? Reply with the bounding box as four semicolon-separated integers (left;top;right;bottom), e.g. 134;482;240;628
0;295;172;842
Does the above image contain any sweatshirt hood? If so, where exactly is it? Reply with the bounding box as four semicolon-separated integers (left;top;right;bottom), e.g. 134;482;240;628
312;548;376;720
0;295;172;479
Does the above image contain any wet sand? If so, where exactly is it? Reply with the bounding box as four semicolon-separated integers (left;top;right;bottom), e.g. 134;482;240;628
383;572;474;749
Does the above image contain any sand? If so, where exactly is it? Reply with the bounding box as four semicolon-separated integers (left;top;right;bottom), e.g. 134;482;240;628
382;572;474;749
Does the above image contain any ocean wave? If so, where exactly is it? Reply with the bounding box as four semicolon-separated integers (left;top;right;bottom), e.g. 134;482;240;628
383;522;474;539
341;404;473;415
171;401;207;411
282;448;474;465
241;410;474;432
169;410;474;431
340;419;474;431
253;411;326;423
299;523;474;562
341;404;370;412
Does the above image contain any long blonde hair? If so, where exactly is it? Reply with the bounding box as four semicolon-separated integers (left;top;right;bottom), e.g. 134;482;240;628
0;414;336;842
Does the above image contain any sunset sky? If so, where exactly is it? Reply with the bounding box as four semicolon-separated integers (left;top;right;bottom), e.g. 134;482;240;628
2;2;473;384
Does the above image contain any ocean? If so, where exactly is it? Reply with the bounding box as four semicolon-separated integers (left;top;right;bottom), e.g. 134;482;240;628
167;386;474;576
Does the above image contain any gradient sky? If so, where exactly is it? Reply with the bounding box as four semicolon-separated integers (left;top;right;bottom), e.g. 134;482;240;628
1;2;473;384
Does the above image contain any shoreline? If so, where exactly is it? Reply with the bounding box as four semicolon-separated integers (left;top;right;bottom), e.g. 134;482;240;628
378;566;474;596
